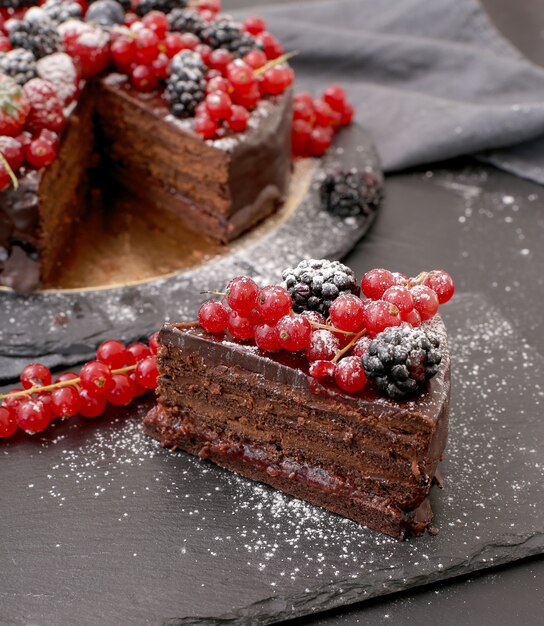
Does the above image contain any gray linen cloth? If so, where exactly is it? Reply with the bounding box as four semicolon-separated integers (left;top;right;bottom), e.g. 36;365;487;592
237;0;544;182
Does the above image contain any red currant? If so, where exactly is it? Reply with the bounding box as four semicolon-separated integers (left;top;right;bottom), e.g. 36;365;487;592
79;360;112;396
0;136;24;171
243;49;267;69
309;360;337;379
152;53;169;80
334;356;367;393
423;270;455;304
134;28;159;64
340;102;354;125
362;300;401;335
305;329;340;362
129;373;148;398
329;294;365;332
351;335;372;358
256;285;292;322
51;386;81;419
107;374;135;406
276;314;312;351
142;11;169;39
149;332;160;355
25;137;57;168
135;356;159;389
207;76;232;94
0;405;17;438
361;268;396;300
197;0;221;12
2;389;25;410
226;60;256;94
293;98;315;124
226;276;260;315
300;310;327;325
322;85;346;112
163;32;185;58
127;342;152;362
194;114;218;139
257;31;283;59
17;399;51;434
205;91;232;120
313;99;341;127
291;119;312;157
131;64;159;92
310;126;333;157
209;48;233;75
262;64;291;95
382;285;414;315
195;43;212;65
226;105;249;132
243;16;266;35
198;299;229;333
97;339;128;369
20;363;51;390
111;37;135;67
79;388;107;419
402;308;422;327
227;311;255;340
254;323;281;352
410;285;439;320
231;82;260;109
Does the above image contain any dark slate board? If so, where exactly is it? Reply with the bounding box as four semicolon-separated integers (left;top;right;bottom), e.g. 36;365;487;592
0;125;381;380
1;292;543;625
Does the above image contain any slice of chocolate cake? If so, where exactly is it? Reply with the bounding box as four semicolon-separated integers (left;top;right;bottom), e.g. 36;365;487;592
144;316;451;540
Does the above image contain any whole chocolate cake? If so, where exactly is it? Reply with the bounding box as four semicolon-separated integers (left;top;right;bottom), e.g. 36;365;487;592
0;2;304;293
144;262;455;539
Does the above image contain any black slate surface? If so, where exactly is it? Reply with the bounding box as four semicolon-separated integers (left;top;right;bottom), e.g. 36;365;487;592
1;290;544;625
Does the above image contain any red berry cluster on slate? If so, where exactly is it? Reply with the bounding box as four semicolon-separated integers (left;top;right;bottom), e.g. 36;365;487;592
0;334;160;439
195;263;454;399
291;86;354;158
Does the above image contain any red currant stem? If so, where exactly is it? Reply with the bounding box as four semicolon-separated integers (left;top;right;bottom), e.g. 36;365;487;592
308;320;355;335
200;290;226;296
0;365;137;400
0;152;19;191
332;329;367;363
172;320;200;329
254;50;299;76
407;272;430;288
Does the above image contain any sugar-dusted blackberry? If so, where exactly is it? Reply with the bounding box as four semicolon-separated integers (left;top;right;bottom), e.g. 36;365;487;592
0;48;37;86
362;323;442;400
8;8;62;60
202;17;260;58
89;0;131;8
320;167;384;218
86;0;125;26
42;0;82;25
164;49;206;118
281;259;359;316
0;0;38;8
168;8;206;38
135;0;186;17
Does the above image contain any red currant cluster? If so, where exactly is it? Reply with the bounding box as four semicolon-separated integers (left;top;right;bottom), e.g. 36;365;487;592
0;334;160;439
291;86;355;157
197;268;454;395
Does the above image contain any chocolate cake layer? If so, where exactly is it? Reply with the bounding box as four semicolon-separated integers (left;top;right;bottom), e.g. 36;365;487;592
0;90;95;293
96;75;293;243
144;318;451;539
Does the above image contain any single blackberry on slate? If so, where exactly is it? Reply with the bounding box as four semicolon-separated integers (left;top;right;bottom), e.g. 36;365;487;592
42;0;82;25
202;17;260;58
168;8;206;38
8;8;62;60
320;167;384;218
281;259;359;316
362;323;442;400
0;49;37;86
86;0;125;26
135;0;186;17
164;49;206;118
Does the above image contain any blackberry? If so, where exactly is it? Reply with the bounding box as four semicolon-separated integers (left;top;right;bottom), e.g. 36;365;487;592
202;17;260;58
320;167;384;218
281;259;359;316
0;1;38;8
164;49;206;118
89;0;131;9
168;8;206;38
0;49;37;86
362;323;442;400
42;0;82;25
135;0;186;17
86;0;125;26
8;8;62;60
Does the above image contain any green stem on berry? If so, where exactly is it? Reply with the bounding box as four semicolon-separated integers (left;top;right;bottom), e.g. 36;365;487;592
254;50;299;76
0;152;19;191
200;290;226;297
172;321;201;329
308;320;355;336
332;329;367;363
407;272;429;288
0;365;137;401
